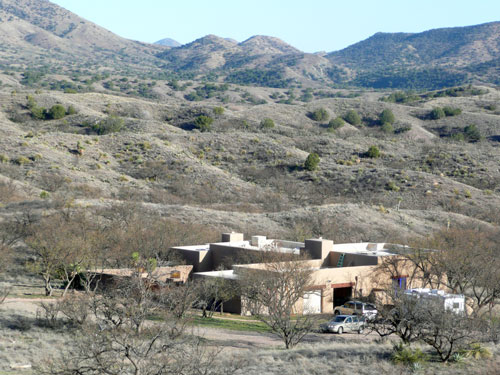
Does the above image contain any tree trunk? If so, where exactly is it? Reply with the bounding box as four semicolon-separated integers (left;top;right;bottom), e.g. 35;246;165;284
62;273;77;297
43;275;52;296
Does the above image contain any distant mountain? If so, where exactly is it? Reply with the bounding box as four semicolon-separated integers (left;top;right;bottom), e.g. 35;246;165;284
326;22;500;88
328;22;500;68
155;34;319;86
2;0;499;89
239;35;301;55
156;34;302;71
155;38;182;47
0;0;161;66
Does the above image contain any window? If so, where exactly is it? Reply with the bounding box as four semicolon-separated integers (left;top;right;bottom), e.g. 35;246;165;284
393;277;407;290
453;302;460;309
346;302;355;309
345;317;352;323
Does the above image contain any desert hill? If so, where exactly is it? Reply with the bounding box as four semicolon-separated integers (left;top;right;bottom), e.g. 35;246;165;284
0;0;500;244
328;22;500;68
0;0;499;88
155;38;182;47
0;0;164;71
153;22;500;88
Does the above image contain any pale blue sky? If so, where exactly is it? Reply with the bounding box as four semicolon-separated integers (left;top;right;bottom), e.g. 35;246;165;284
50;0;499;52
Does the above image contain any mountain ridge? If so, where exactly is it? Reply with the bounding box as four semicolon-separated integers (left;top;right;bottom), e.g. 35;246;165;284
0;0;499;89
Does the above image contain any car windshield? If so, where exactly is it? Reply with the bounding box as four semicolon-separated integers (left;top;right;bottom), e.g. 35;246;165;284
333;316;346;323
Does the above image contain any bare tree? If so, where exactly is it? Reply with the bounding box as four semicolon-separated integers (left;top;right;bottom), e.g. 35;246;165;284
26;213;104;296
369;289;488;362
194;276;237;318
239;253;316;349
408;228;500;315
38;276;243;375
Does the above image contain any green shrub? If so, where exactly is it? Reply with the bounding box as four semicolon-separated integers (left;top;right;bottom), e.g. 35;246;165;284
379;108;395;124
40;191;50;199
344;110;361;126
66;105;77;115
380;91;420;103
47;104;66;120
464;124;481;141
304;153;320;171
308;108;329;122
443;106;462;116
386;181;400;191
451;132;465;141
462;343;492;359
391;343;428;366
0;154;9;163
260;118;275;129
429;107;445;120
194;115;214;132
381;122;394;133
366;145;380;158
31;105;46;120
213;106;225;116
91;116;124;135
26;95;37;109
328;116;345;131
15;156;31;165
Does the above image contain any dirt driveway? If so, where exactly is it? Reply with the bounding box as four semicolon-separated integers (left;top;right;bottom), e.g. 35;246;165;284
194;324;384;351
1;297;386;353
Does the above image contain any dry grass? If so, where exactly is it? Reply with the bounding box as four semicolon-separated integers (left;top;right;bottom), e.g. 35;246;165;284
237;342;500;375
0;297;499;375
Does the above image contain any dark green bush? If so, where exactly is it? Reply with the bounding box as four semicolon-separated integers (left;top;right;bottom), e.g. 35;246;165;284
442;106;462;116
194;115;213;132
328;117;345;131
379;109;395;124
366;145;380;158
304;153;320;171
308;108;329;122
66;105;77;115
429;107;445;120
381;122;394;133
260;118;275;129
344;110;361;126
47;105;66;120
31;106;46;120
213;106;225;116
463;124;481;142
91;116;124;135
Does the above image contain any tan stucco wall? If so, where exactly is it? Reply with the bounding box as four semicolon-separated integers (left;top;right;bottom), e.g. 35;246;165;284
174;249;212;272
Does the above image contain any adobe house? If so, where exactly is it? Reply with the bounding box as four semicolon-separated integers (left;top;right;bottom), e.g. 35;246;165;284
91;265;193;291
173;233;426;315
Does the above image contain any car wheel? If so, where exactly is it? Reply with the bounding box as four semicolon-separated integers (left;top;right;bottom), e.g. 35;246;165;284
337;327;343;334
358;328;364;334
334;310;340;315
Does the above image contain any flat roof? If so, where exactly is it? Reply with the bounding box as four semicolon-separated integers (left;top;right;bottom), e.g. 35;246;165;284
212;240;301;254
331;243;401;257
172;244;210;252
194;270;238;280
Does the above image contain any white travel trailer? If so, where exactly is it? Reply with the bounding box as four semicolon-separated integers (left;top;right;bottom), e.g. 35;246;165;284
404;288;465;314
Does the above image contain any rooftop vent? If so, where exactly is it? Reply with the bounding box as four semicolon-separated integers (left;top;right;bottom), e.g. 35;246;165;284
251;235;267;247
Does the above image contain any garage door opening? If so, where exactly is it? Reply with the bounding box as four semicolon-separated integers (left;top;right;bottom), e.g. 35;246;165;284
332;285;352;308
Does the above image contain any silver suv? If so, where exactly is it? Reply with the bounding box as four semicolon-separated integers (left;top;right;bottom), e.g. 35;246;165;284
333;301;377;320
320;315;365;334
